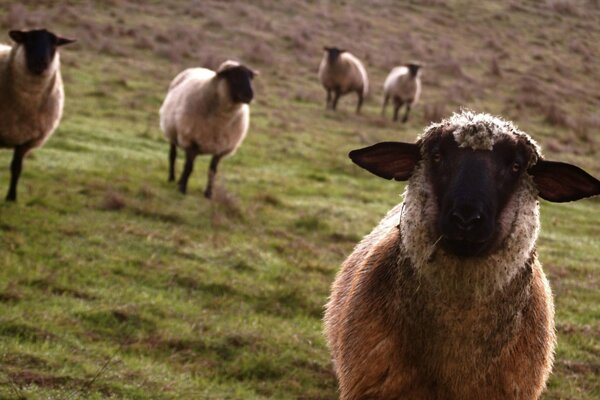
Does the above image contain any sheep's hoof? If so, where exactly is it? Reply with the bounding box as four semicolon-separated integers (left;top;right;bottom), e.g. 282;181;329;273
178;186;187;195
204;190;212;199
5;194;16;202
168;176;175;182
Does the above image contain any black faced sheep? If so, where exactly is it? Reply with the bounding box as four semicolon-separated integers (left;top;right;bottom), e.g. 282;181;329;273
318;47;369;114
324;111;600;400
0;29;74;201
159;60;257;199
382;62;422;123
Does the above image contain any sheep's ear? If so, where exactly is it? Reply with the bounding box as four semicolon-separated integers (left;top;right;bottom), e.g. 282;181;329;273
56;36;75;46
349;142;421;181
529;160;600;202
9;30;26;44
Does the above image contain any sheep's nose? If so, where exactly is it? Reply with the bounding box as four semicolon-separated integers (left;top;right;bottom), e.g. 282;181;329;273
451;207;482;231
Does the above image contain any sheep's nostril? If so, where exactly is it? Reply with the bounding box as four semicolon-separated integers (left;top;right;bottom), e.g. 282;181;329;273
451;210;482;231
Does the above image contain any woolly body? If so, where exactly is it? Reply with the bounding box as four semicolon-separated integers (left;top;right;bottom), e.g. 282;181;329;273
160;65;249;156
0;42;64;149
383;65;421;105
319;51;368;97
324;112;556;400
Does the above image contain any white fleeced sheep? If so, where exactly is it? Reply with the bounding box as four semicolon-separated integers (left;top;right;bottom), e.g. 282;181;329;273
0;29;74;201
159;60;257;199
382;62;422;122
318;47;368;114
324;111;600;400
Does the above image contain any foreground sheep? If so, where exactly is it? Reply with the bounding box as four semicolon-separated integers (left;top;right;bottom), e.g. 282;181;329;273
318;47;368;114
324;111;600;400
382;62;422;122
160;60;256;199
0;29;74;201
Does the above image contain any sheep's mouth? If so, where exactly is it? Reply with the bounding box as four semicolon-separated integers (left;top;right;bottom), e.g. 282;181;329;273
441;237;493;258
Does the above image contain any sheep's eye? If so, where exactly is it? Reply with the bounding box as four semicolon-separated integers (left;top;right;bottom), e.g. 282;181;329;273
512;162;521;173
433;153;441;163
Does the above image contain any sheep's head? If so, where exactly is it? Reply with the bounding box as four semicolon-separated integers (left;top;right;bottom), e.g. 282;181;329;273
406;62;422;77
216;61;257;104
350;111;600;261
323;46;346;64
9;29;74;76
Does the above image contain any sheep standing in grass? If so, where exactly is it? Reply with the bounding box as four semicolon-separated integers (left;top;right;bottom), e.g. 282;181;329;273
324;111;600;400
160;60;257;199
382;62;422;123
0;29;74;201
318;47;368;114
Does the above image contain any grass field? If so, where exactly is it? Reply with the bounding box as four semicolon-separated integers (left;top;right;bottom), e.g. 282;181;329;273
0;1;599;398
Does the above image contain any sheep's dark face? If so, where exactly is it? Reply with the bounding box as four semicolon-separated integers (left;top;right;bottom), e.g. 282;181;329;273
218;65;255;104
407;63;421;76
425;132;532;257
324;47;345;64
9;29;74;76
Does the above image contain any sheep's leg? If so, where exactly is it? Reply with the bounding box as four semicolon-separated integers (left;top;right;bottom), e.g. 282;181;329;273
178;147;198;195
356;91;364;114
332;90;341;111
393;98;404;122
402;103;412;123
326;90;332;109
381;94;389;116
6;144;29;202
204;154;223;199
168;143;177;182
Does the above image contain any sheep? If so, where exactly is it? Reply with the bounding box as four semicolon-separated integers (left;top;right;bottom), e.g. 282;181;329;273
381;62;422;123
324;110;600;400
159;60;257;199
0;29;74;201
318;47;368;114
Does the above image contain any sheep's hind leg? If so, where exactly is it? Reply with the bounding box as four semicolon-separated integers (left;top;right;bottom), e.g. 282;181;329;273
204;153;223;199
6;144;29;202
356;91;364;114
381;94;389;116
168;143;177;182
178;147;198;194
402;104;412;123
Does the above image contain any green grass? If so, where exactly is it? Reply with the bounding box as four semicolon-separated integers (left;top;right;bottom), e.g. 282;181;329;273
0;1;599;398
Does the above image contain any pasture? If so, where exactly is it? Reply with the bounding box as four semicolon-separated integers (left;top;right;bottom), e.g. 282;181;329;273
0;1;598;398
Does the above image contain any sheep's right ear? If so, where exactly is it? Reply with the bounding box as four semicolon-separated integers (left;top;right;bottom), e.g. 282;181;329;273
9;30;26;44
349;142;421;181
56;36;76;46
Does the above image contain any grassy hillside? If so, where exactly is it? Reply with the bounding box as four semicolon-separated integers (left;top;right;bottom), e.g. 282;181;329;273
0;0;599;398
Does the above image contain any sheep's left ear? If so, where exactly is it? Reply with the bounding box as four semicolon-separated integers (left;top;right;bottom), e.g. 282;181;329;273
529;160;600;202
349;142;421;181
56;36;76;46
9;30;26;44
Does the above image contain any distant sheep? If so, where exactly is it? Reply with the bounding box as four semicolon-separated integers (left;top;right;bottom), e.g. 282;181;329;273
0;29;74;201
159;60;257;199
318;47;368;114
382;62;422;122
325;111;600;400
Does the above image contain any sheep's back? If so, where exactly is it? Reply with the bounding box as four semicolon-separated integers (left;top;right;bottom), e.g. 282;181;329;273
318;53;368;96
160;68;250;154
384;66;421;104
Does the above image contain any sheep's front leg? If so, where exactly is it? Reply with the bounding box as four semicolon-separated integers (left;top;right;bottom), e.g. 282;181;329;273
393;98;404;122
326;89;332;109
402;104;412;123
6;144;29;202
204;153;223;199
356;91;364;114
178;147;198;194
332;89;341;111
168;143;177;182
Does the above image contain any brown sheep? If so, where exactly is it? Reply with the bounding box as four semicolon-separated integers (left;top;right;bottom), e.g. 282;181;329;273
324;111;600;400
